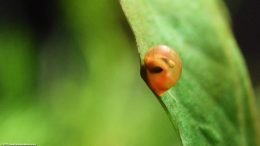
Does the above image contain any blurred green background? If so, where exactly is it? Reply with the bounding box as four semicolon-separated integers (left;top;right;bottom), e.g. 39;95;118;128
0;0;259;145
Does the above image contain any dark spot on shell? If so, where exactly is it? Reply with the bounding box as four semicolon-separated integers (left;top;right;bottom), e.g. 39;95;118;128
149;66;163;74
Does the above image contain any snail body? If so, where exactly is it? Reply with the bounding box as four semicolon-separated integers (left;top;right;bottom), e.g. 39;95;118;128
143;45;182;96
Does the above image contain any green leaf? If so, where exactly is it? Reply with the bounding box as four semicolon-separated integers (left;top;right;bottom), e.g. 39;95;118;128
120;0;260;145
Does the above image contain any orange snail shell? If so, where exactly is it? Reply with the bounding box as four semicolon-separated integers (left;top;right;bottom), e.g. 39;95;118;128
144;45;182;96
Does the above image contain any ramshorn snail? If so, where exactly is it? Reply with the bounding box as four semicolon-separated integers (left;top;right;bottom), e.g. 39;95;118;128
143;45;182;96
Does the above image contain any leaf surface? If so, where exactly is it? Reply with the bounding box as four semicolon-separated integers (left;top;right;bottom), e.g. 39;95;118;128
121;0;260;145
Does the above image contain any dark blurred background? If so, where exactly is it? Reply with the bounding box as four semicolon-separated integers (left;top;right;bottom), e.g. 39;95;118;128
228;0;260;87
0;0;259;145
